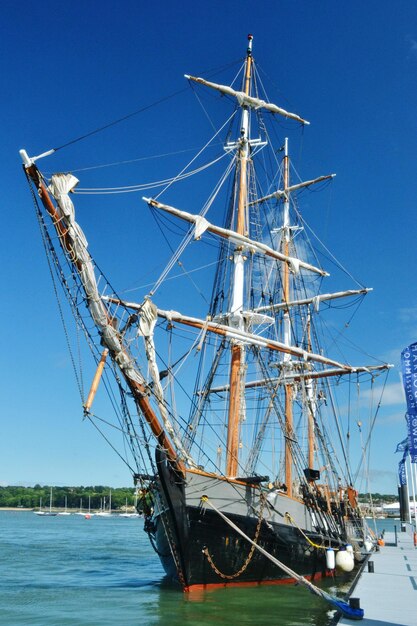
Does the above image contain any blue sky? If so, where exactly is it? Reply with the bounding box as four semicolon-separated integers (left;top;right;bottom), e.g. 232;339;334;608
2;0;417;492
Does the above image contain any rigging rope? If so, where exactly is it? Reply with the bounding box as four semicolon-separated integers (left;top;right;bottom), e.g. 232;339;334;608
149;153;237;296
154;109;238;201
284;512;341;551
53;88;188;153
74;152;230;194
201;496;364;620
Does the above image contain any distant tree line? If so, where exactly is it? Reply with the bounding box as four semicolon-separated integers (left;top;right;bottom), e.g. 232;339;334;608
0;485;137;510
358;493;397;503
0;486;397;510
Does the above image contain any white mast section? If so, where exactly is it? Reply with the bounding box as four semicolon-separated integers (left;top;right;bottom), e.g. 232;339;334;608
229;41;251;333
142;198;328;277
184;76;310;125
282;138;291;364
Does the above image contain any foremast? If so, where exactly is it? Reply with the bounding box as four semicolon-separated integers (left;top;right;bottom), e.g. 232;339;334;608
226;34;253;477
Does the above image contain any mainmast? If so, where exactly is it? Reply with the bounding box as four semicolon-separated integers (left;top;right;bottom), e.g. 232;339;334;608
282;139;294;497
225;34;253;477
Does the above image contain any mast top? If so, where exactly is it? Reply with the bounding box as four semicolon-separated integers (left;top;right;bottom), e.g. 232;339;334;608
247;34;253;55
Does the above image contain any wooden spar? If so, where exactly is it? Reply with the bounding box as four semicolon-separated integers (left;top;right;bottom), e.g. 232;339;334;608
253;288;372;314
282;139;293;497
226;345;242;476
236;41;252;236
249;174;336;206
104;297;393;373
84;349;109;413
143;198;328;277
24;164;181;470
225;34;253;477
195;363;391;394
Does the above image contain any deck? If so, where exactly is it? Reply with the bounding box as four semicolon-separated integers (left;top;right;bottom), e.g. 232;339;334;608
338;523;417;626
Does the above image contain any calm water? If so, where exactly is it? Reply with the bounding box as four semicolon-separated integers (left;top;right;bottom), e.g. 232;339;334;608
0;511;395;626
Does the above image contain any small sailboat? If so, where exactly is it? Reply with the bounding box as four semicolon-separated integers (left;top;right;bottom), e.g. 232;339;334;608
119;497;140;518
22;34;391;591
75;497;85;516
34;496;44;516
41;487;58;517
58;495;71;516
96;491;112;517
84;496;94;519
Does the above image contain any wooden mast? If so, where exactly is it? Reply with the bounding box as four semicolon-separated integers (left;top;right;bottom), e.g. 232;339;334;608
225;34;253;477
282;138;294;497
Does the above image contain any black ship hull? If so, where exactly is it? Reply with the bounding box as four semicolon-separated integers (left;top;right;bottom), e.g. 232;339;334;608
148;449;348;590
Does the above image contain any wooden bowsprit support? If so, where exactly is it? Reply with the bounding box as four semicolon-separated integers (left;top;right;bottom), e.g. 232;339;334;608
83;349;109;414
21;156;182;471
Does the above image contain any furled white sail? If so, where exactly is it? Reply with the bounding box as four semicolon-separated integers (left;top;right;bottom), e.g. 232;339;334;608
185;75;309;125
48;174;196;467
143;198;328;277
137;297;193;461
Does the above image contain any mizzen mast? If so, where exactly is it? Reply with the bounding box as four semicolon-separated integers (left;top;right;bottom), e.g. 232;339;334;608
225;34;253;477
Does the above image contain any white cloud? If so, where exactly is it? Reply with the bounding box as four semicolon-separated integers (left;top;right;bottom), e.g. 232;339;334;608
358;381;405;407
376;410;406;425
407;35;417;56
397;306;417;323
379;381;405;406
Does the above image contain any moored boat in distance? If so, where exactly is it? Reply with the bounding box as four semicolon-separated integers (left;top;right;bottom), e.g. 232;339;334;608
57;496;71;516
37;488;58;517
95;492;112;517
22;34;391;591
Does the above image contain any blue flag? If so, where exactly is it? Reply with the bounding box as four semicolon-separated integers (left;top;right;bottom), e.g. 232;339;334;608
401;343;417;463
395;437;409;453
406;413;417;463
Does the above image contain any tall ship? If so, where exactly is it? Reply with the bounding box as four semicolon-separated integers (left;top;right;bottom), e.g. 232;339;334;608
21;35;391;591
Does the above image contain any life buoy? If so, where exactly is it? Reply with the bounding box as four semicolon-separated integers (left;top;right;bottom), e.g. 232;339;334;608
413;531;417;547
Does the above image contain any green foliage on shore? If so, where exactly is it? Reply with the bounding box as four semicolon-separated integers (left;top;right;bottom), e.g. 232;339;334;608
358;493;398;503
0;486;398;510
0;485;136;510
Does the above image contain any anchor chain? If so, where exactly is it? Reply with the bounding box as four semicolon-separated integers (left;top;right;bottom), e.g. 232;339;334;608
202;492;265;580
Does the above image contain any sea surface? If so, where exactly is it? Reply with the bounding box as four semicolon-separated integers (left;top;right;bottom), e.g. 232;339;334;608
0;511;396;626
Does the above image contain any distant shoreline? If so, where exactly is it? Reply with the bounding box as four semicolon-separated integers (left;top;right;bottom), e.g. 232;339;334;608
0;506;137;512
0;507;34;511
